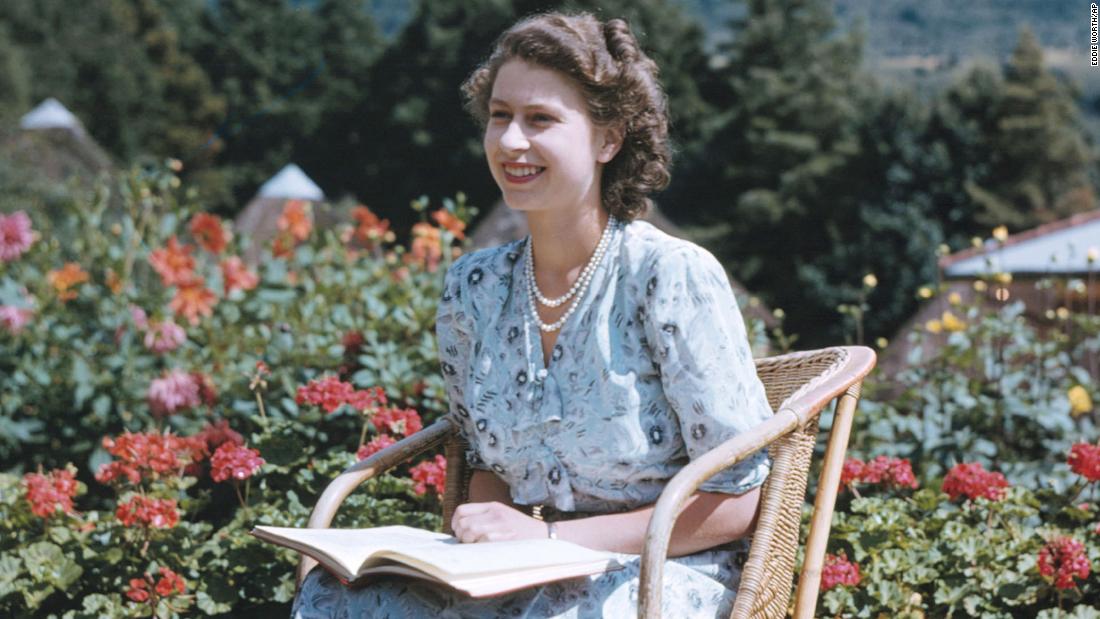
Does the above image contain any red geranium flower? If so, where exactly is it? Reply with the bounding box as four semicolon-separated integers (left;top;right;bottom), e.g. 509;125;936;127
115;495;179;529
373;407;423;437
409;454;447;496
941;462;1009;502
821;551;861;590
23;467;79;518
154;567;187;596
95;430;205;485
126;577;151;603
210;443;265;482
1069;443;1100;482
840;456;918;491
357;435;397;460
1038;536;1091;589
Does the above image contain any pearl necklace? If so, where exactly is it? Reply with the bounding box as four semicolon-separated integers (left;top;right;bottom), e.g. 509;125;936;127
524;216;618;333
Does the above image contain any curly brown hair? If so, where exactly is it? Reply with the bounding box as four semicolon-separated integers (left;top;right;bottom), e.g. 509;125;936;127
461;12;671;222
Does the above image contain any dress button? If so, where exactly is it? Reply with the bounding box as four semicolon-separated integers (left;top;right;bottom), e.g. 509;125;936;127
536;368;549;380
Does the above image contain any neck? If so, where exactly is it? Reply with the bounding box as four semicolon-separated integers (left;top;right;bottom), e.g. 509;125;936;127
526;207;610;281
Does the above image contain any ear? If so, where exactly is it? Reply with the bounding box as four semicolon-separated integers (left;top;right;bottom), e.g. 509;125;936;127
596;125;624;164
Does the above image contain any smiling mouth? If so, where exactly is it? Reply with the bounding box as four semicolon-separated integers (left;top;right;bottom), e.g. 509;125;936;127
502;164;545;184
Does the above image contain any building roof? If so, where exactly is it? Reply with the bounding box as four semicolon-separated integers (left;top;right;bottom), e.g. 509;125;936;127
256;164;324;201
19;98;85;134
940;210;1100;277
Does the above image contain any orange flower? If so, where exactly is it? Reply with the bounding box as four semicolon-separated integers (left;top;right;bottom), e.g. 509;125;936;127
189;213;230;254
351;205;391;245
430;209;465;240
220;256;258;295
408;223;442;272
47;262;90;301
277;200;312;242
169;278;216;325
272;233;295;258
105;268;124;295
148;237;196;287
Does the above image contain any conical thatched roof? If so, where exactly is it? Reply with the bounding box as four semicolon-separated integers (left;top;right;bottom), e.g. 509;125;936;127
1;98;112;184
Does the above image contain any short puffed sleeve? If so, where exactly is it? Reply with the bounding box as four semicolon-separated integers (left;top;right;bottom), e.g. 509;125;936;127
642;246;772;494
435;254;490;471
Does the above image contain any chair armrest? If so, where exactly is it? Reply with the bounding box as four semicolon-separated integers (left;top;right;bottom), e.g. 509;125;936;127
296;418;457;585
638;409;802;617
638;346;876;618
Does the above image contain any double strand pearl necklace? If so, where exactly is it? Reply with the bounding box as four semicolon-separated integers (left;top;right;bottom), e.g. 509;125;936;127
524;215;618;333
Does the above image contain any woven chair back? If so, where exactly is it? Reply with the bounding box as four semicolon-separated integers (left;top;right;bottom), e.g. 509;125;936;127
441;348;853;619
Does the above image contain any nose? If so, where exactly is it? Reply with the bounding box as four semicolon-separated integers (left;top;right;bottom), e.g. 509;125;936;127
498;119;529;153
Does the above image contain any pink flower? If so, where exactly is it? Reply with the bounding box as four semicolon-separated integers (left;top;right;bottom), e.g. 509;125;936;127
0;305;32;334
129;305;148;330
409;454;447;496
1069;443;1100;483
143;319;187;354
1038;536;1091;589
821;551;861;590
210;443;265;482
357;435;397;460
941;462;1009;502
147;369;201;417
0;210;34;261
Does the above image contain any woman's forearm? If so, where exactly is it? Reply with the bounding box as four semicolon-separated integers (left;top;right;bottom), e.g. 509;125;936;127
554;487;761;557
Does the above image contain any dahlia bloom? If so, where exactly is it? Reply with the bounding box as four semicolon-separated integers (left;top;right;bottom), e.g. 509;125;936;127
431;208;466;240
148;237;196;287
47;262;89;301
210;443;265;482
147;370;201;417
1038;536;1090;589
821;551;861;590
0;305;32;334
220;256;259;295
0;210;34;261
169;278;216;325
189;212;230;254
351;205;391;245
143;319;187;354
278;200;313;241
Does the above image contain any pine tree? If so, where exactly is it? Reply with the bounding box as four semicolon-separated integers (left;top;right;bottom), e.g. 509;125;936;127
970;28;1095;230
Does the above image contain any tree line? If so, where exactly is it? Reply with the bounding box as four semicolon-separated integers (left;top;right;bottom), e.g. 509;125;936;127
0;0;1094;345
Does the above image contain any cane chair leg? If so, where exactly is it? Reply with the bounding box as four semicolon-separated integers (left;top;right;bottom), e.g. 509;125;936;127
791;383;862;619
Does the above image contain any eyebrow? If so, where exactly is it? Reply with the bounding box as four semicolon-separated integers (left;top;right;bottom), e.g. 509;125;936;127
488;98;565;114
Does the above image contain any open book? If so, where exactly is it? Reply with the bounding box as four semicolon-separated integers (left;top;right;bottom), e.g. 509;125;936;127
251;524;625;597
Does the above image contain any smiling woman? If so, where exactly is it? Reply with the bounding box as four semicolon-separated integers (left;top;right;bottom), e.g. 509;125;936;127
293;11;774;619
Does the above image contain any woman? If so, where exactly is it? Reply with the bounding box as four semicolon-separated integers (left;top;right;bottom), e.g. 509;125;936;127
293;11;773;618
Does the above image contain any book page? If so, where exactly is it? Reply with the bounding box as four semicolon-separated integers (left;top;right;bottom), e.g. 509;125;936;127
253;525;450;577
377;538;621;580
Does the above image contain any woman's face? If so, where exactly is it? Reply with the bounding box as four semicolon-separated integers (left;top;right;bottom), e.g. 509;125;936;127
484;59;620;218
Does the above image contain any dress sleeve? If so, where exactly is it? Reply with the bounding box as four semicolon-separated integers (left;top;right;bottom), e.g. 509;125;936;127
642;246;772;495
435;255;490;471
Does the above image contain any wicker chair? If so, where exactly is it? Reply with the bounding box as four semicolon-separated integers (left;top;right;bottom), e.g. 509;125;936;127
297;345;876;619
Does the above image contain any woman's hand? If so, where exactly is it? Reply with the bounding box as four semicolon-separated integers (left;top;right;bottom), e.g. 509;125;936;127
451;501;546;543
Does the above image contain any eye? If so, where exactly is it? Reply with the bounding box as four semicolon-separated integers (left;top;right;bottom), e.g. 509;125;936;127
489;110;510;120
531;113;554;123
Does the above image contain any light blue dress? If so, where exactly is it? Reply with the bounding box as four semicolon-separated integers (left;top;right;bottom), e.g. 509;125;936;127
293;219;774;618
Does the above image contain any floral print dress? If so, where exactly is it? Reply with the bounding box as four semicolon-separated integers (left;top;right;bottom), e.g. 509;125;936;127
293;219;774;618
